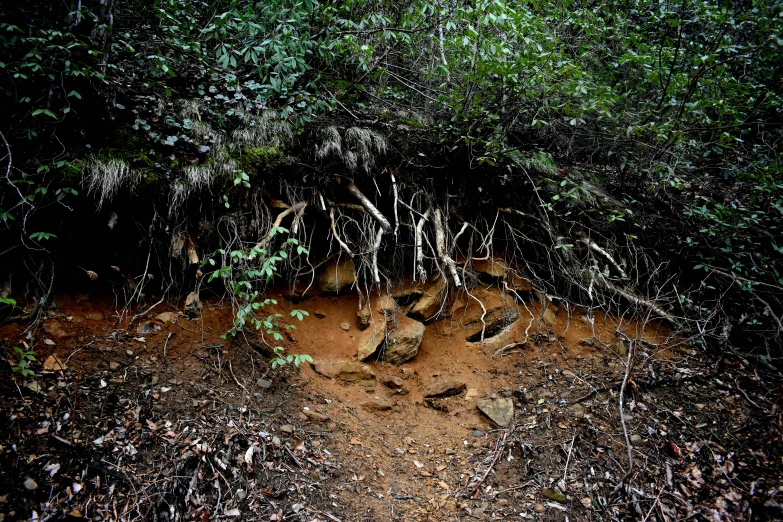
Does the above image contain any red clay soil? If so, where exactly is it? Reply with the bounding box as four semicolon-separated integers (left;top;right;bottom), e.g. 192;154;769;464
0;284;781;521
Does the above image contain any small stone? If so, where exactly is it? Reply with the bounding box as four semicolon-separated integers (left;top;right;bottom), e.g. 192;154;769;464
340;322;351;331
257;379;272;389
445;448;456;455
155;312;177;324
465;388;478;401
272;436;281;446
472;429;484;438
43;355;67;371
280;425;295;434
126;350;134;356
542;308;556;326
23;477;38;490
534;503;546;513
184;292;202;314
382;376;405;389
303;410;329;422
630;434;642;443
477;398;514;427
109;361;121;371
579;337;595;346
611;340;628;356
580;497;592;508
312;359;376;391
569;404;587;418
423;380;466;398
314;310;326;318
151;375;159;384
363;396;394;411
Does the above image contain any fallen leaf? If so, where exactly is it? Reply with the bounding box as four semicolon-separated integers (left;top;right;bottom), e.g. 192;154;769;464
43;355;67;371
541;488;566;501
43;338;55;346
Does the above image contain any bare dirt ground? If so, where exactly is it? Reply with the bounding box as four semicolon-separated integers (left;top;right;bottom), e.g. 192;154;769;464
1;284;782;521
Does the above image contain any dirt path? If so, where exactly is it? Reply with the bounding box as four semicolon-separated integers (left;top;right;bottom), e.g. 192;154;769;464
1;287;781;521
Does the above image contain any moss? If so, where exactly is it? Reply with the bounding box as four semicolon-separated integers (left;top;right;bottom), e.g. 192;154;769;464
238;145;286;174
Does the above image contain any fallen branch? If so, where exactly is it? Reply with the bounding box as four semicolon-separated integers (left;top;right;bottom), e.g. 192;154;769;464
467;429;509;496
613;339;636;494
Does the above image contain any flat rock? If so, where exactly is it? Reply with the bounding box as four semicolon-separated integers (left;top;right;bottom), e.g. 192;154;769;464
423;380;466;398
155;311;177;324
362;395;394;411
184;292;202;313
280;424;295;434
43;321;67;338
311;359;376;390
473;322;518;357
303;410;329;422
357;322;386;361
542;307;557;326
408;277;448;321
382;375;405;389
381;316;424;365
43;355;67;371
340;322;351;331
477;397;514;427
257;378;272;389
318;259;356;293
472;257;508;278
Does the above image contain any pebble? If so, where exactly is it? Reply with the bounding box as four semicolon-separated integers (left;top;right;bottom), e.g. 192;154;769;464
340;322;351;331
280;424;295;434
445;448;456;455
303;410;329;422
534;503;546;513
630;434;642;443
257;379;272;389
109;361;121;370
272;436;281;446
472;429;484;438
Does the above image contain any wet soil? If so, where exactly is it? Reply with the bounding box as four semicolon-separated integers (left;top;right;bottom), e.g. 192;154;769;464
0;285;781;521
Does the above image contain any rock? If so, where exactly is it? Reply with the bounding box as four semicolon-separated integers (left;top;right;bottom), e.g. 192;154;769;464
423;380;466;398
534;503;546;513
630;434;642;443
311;359;376;391
611;340;628;356
472;429;484;438
445;448;456;455
23;477;38;490
579;337;595;346
580;497;592;508
408;277;448;321
155;311;177;324
340;322;351;331
569;404;587;418
280;424;295;434
465;388;479;401
43;355;67;371
318;259;356;293
363;395;394;411
303;410;329;422
472;257;508;278
184;292;202;314
85;312;104;321
356;308;371;330
357;322;386;361
43;321;67;338
109;361;121;371
473;322;518;357
314;310;326;318
382;315;424;365
508;271;533;291
375;294;398;317
477;398;514;427
542;307;557;326
382;375;406;390
23;380;42;394
257;378;272;389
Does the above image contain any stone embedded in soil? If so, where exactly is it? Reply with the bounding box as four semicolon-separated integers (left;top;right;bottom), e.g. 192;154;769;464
44;321;67;338
471;257;509;278
280;424;295;434
382;375;408;394
472;429;484;438
340;321;351;331
363;395;394;411
303;410;329;422
184;292;202;313
356;308;371;330
257;378;272;389
311;359;376;390
357;322;386;361
155;311;177;324
381;315;425;365
472;322;518;357
630;434;642;443
318;258;356;293
542;307;557;326
477;397;514;427
109;361;121;371
408;277;448;321
534;503;546;513
423;379;466;398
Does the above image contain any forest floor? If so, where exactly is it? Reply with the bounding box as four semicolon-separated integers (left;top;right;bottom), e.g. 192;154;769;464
0;284;781;522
